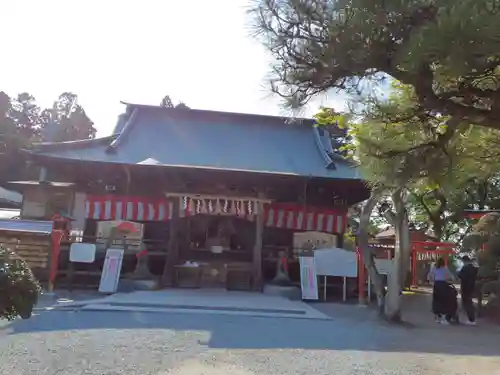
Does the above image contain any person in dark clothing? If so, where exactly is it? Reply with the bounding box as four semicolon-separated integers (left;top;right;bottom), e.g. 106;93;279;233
428;257;455;324
458;256;478;325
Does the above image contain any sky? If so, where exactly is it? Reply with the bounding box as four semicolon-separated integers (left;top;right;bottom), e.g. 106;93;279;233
0;0;345;137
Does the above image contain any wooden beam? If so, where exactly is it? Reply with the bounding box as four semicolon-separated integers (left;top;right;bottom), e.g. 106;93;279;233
161;197;180;287
253;199;264;291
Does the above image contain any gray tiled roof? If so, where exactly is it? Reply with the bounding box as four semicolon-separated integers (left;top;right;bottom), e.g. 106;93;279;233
29;105;362;180
0;218;52;234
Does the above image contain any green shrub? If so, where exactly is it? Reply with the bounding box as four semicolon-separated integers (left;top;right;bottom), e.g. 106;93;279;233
0;245;41;320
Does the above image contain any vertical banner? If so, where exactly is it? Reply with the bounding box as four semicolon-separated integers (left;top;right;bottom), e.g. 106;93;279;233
299;256;319;300
99;248;124;293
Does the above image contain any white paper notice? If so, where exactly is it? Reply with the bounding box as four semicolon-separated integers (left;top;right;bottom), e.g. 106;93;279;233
299;256;319;300
98;248;124;294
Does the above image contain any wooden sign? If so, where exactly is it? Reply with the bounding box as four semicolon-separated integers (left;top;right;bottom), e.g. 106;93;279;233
96;220;144;251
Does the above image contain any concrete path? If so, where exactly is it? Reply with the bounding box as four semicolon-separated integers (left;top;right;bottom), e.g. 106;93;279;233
1;307;499;375
39;289;330;320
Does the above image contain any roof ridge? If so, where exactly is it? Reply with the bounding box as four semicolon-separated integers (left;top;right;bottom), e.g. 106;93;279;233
106;108;139;153
312;126;336;170
26;135;117;153
120;101;318;125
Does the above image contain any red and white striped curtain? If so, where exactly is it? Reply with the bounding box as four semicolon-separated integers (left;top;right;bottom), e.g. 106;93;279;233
262;203;346;234
85;195;172;221
85;195;347;234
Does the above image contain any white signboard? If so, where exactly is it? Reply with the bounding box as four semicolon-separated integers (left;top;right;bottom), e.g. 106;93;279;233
299;256;319;300
69;243;96;263
98;248;124;294
375;258;393;275
314;247;358;277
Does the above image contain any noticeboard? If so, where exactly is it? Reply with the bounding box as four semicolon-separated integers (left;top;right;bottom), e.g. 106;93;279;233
299;256;319;300
314;247;358;277
98;247;124;294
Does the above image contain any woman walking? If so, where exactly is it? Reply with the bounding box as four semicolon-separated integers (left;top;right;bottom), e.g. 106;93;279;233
427;257;455;325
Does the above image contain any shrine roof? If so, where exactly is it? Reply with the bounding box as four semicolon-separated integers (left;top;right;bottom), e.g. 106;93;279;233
25;104;362;180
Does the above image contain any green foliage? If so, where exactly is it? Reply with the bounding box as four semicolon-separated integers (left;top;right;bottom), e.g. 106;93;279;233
462;213;500;278
40;92;96;142
160;95;190;109
251;0;500;129
316;82;500;242
0;91;96;182
0;245;41;320
314;107;354;157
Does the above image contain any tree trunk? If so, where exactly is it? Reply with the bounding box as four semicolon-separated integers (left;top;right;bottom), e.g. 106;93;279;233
162;198;180;286
399;197;411;290
358;190;385;313
383;188;409;322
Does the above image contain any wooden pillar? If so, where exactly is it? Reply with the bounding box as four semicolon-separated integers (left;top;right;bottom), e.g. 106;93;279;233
337;233;344;248
162;197;180;287
357;247;367;305
253;200;264;291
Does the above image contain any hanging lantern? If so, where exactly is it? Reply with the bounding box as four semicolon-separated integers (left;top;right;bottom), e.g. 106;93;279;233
247;200;253;215
196;199;201;214
208;199;213;213
183;196;188;210
236;201;241;216
223;199;228;213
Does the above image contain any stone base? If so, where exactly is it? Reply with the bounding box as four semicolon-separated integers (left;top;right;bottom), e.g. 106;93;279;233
117;279;158;293
263;284;302;300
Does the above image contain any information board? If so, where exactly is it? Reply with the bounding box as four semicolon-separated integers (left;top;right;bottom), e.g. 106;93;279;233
314;247;358;277
69;242;96;263
374;258;393;275
299;256;319;300
98;247;124;294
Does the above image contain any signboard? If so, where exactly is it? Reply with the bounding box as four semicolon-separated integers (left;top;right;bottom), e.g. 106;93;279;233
299;256;319;300
96;220;144;251
367;259;394;301
374;258;393;275
314;247;358;277
293;231;337;252
22;190;47;218
70;243;96;263
98;248;124;293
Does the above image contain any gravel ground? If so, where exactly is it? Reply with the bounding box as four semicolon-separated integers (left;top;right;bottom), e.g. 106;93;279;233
0;307;499;375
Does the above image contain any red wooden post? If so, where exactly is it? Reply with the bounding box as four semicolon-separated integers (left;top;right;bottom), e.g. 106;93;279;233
409;241;456;287
411;245;417;286
357;247;366;304
48;229;64;292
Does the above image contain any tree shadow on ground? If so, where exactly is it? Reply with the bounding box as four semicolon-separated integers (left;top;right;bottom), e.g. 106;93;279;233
3;305;500;357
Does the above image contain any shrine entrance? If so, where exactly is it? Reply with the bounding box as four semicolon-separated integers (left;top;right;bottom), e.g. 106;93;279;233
164;193;268;291
357;240;457;303
410;241;456;286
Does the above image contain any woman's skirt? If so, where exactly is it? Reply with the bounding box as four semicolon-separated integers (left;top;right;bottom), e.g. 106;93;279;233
432;280;455;316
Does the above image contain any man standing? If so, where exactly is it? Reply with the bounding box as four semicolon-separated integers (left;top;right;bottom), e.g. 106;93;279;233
458;256;479;325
